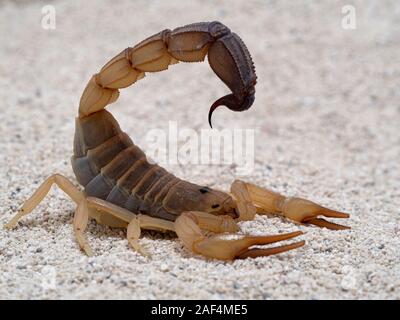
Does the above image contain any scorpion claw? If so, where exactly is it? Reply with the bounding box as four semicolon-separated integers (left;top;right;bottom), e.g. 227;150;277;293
305;217;350;230
175;212;304;260
280;197;350;230
236;239;306;259
241;181;351;230
194;231;304;260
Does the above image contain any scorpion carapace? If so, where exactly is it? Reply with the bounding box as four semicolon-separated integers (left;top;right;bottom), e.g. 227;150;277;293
6;22;350;261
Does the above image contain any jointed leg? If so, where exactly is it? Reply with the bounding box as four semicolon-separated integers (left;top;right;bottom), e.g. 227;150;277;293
4;174;98;256
74;198;93;256
6;176;179;257
127;216;149;256
4;174;97;256
65;196;150;257
83;197;175;256
233;180;350;230
127;214;175;257
175;211;304;260
73;197;142;256
5;174;84;229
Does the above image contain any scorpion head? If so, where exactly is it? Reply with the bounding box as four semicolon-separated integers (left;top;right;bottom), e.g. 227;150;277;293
163;182;238;218
197;186;238;218
207;25;257;128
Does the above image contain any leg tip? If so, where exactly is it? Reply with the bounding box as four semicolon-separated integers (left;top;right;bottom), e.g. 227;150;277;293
83;245;94;257
4;223;15;230
4;219;18;230
129;240;150;258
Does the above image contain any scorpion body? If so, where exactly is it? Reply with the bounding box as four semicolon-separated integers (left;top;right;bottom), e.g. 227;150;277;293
6;22;350;260
72;109;234;223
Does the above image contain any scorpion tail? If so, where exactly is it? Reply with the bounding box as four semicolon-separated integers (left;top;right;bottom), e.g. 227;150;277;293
78;21;256;130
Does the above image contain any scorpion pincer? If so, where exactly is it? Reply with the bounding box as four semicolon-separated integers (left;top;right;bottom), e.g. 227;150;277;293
5;22;350;260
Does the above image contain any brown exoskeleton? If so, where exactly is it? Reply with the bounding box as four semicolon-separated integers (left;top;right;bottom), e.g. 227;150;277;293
5;22;350;260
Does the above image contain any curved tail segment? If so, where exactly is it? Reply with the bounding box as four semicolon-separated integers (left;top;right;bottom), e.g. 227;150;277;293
78;21;257;127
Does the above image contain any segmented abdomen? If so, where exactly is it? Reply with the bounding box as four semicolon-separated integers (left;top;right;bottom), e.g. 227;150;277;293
71;110;180;221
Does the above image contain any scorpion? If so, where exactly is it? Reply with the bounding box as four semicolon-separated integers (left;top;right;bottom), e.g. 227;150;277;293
5;22;350;260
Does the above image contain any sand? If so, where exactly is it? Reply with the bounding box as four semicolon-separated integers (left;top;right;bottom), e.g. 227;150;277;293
0;0;399;299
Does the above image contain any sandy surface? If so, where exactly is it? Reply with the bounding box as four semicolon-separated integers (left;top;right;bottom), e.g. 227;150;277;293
1;0;399;299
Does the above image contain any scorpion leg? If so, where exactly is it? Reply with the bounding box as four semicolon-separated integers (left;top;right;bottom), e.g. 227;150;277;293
175;211;304;260
74;197;141;256
5;174;84;229
74;198;94;256
232;180;350;230
126;216;149;257
127;215;176;257
127;215;177;257
83;197;147;256
83;197;175;256
4;174;96;256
